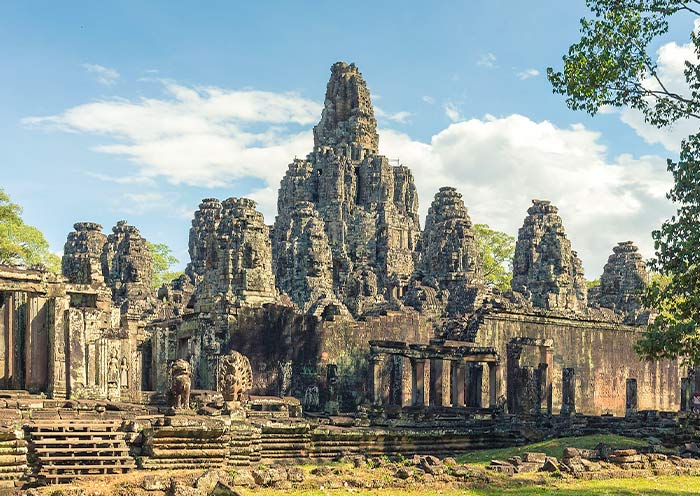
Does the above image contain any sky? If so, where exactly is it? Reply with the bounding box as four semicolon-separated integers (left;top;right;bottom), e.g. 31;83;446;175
1;1;697;278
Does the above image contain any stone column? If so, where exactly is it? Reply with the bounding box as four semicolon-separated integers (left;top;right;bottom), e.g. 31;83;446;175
370;353;386;406
429;359;444;406
561;368;576;416
411;358;427;407
467;364;483;408
540;347;553;414
681;377;691;412
451;361;466;407
488;362;499;409
325;364;339;415
389;354;403;406
625;378;638;417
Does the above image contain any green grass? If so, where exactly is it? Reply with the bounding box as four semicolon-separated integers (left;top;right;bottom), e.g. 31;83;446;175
457;434;650;465
240;475;700;495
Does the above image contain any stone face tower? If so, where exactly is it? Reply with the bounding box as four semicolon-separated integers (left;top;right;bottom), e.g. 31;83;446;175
274;62;421;316
420;187;481;289
511;200;587;311
597;241;650;324
62;222;108;286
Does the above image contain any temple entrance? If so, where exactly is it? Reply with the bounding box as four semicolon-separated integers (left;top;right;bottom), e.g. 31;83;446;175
0;291;49;393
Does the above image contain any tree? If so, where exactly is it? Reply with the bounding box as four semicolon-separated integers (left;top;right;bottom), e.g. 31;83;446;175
0;188;60;273
473;223;515;292
147;241;183;289
548;0;700;364
548;0;700;127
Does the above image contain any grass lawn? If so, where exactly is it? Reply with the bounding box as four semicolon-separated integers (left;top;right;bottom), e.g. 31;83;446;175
456;434;650;465
240;475;700;495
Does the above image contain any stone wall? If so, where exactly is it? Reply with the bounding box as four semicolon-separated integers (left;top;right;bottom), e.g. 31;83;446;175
473;309;682;415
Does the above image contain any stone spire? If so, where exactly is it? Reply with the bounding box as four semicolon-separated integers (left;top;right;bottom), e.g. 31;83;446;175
187;198;223;283
419;187;481;289
313;62;379;153
210;198;276;304
102;220;157;318
62;222;107;285
511;200;587;312
597;241;650;324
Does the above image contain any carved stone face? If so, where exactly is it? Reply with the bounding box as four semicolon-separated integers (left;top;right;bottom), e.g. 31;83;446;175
242;242;263;269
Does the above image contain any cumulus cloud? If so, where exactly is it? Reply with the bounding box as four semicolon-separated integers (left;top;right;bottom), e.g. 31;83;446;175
82;64;120;85
379;115;673;277
516;68;540;80
477;52;497;68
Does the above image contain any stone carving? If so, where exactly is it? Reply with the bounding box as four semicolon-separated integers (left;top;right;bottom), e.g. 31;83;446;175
120;357;129;389
108;350;120;385
218;351;253;403
511;200;587;312
102;221;157;318
169;359;192;410
419;187;481;289
273;62;421;317
278;360;293;397
595;241;651;324
303;385;320;411
62;222;107;285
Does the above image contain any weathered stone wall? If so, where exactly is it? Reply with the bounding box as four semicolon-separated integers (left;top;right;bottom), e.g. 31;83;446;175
225;306;433;411
474;310;682;415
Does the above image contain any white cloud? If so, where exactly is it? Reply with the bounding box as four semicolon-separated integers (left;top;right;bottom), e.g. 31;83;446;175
516;68;540;80
477;52;497;68
23;80;321;189
379;115;673;277
375;107;411;124
444;102;463;122
82;64;120;85
422;95;435;105
618;22;700;152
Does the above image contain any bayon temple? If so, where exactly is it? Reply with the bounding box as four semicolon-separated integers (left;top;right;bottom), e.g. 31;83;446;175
0;62;692;486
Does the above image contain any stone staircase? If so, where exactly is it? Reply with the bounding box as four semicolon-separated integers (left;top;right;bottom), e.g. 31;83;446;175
27;420;135;484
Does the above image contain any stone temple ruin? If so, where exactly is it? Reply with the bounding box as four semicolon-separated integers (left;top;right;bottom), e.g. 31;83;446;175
0;61;691;487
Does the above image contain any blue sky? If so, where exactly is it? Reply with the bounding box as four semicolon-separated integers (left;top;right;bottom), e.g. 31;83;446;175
1;1;696;275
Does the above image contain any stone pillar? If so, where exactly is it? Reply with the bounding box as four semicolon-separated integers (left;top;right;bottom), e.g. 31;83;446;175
540;347;553;414
625;378;638;417
451;361;466;407
325;364;339;415
681;377;691;412
467;364;483;408
561;368;576;416
411;358;427;406
429;359;444;406
370;353;386;406
389;355;403;406
488;362;499;409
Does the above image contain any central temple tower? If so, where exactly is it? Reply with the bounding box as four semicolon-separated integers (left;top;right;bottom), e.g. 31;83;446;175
273;62;421;316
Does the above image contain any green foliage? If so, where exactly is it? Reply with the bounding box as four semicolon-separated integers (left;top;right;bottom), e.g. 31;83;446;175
547;0;700;126
549;1;700;364
636;134;700;365
0;188;60;273
146;241;183;288
456;434;647;466
586;279;600;289
473;223;515;292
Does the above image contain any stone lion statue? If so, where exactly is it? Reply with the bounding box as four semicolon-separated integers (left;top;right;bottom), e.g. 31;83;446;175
218;350;253;402
169;359;192;410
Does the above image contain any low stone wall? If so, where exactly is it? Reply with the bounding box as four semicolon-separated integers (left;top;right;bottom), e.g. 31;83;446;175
474;310;683;415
